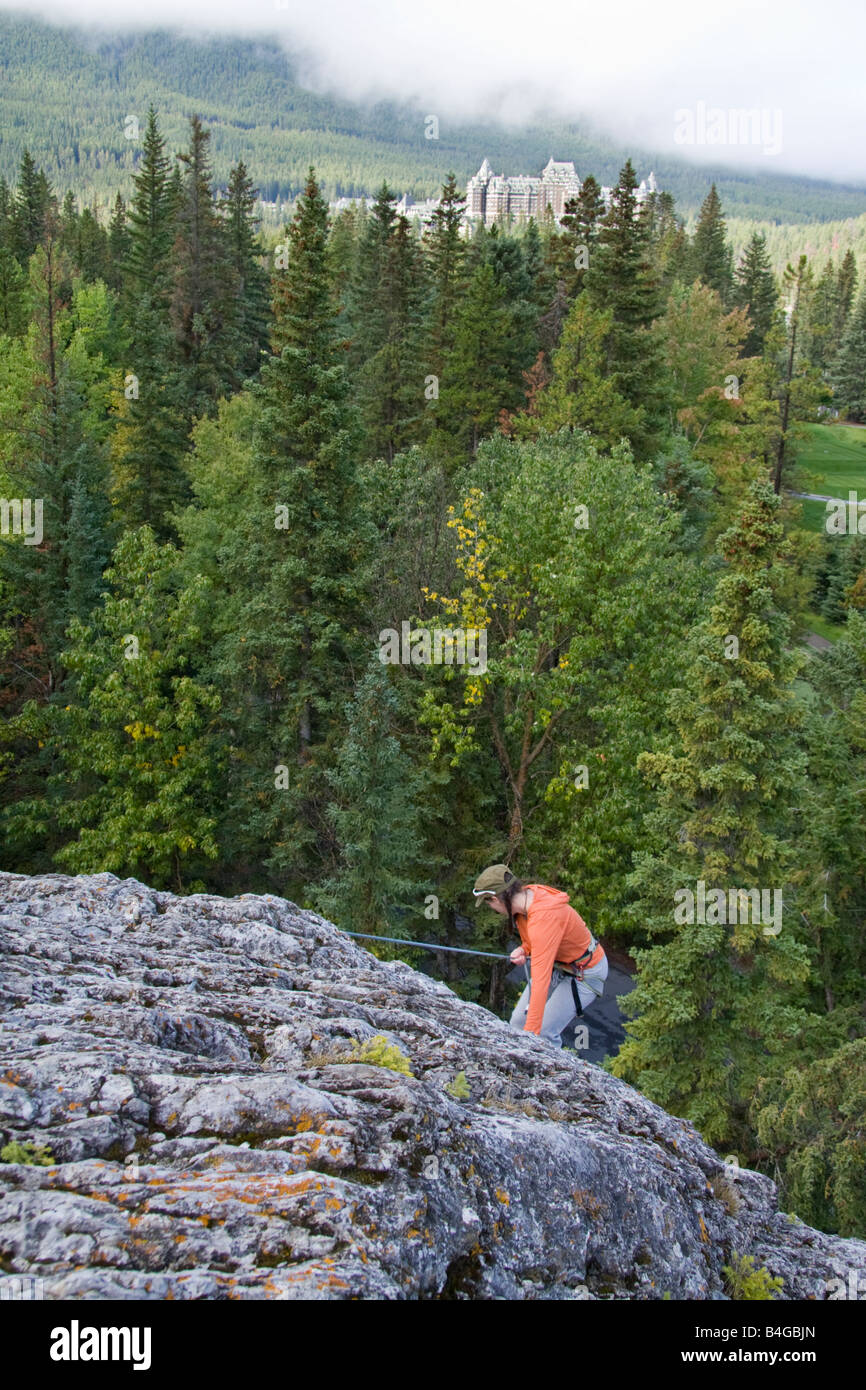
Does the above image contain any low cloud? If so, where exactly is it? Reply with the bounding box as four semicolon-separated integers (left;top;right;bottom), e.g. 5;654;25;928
4;0;865;183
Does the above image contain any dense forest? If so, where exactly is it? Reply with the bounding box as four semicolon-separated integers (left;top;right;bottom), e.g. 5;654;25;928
1;105;865;1239
3;13;866;225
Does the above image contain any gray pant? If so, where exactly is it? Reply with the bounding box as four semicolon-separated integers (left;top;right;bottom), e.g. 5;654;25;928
509;954;609;1048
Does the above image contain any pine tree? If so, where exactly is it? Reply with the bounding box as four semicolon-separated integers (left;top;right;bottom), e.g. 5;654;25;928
313;661;428;935
485;226;538;389
436;259;514;458
773;255;824;492
185;169;370;889
39;527;221;891
835;249;858;340
107;192;130;292
0;176;12;247
171;115;242;416
646;189;690;291
534;295;641;446
327;202;365;332
734;231;778;357
423;174;467;380
347;182;398;368
808;258;839;372
610;481;811;1151
0;243;27;336
218;160;270;380
12;150;54;263
126;110;174;294
690;184;734;304
831;289;866;421
112;107;187;533
0;219;115;768
554;174;604;299
59;190;78;261
345;182;428;458
584;159;667;456
356;213;428;461
522;218;546;312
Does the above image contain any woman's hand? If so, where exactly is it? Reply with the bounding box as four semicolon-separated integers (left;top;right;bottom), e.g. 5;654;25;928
510;946;527;966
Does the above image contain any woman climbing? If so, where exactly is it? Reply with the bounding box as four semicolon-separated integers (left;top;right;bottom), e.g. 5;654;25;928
473;864;608;1049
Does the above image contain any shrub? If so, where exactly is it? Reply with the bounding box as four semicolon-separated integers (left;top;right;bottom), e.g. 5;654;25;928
0;1140;55;1166
721;1252;783;1300
445;1071;470;1100
348;1035;413;1075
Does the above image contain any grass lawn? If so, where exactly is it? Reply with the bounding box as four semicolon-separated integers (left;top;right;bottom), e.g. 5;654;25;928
789;423;866;643
792;422;866;523
801;612;846;644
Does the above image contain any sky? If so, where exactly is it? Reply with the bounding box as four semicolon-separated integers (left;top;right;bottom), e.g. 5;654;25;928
3;0;865;184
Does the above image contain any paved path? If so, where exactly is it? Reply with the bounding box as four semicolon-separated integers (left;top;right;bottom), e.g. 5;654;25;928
803;632;833;652
788;490;864;504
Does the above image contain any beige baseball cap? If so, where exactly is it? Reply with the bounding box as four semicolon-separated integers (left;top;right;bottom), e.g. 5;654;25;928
472;864;516;897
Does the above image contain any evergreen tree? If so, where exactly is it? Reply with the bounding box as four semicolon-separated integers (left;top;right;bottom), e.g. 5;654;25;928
347;182;398;368
0;222;117;873
327;202;365;331
831;288;866;421
0;244;27;336
218;160;270;380
12;150;54;263
31;527;221;891
356;213;428;461
689;184;734;305
554;174;604;299
345;182;428;457
655;279;750;465
59;190;78;261
436;259;514;458
789;609;866;1004
734;231;779;358
0;223;113;697
180;169;369;890
106;193;130;292
772;256;824;492
537;278;570;357
112;107;187;533
584;159;667;456
752;1041;866;1238
646;189;690;291
533;295;641;446
753;610;866;1237
484;226;538;389
423;173;467;380
0;176;12;247
610;481;811;1151
835;249;858;340
171;114;242;415
807;258;838;372
313;661;429;935
126;109;174;293
521;218;547;313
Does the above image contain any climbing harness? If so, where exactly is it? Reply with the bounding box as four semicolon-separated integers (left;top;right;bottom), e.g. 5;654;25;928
523;934;605;1017
562;933;606;1017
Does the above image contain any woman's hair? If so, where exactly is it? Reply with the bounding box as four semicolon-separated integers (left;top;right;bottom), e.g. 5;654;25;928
499;878;525;936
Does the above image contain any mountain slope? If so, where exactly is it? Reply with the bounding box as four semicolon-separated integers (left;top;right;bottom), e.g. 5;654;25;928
2;13;866;223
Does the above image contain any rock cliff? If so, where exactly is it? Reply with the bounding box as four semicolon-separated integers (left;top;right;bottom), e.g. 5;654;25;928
1;871;864;1300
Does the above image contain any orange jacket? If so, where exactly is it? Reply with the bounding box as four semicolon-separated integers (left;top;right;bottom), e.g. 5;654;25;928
514;884;604;1035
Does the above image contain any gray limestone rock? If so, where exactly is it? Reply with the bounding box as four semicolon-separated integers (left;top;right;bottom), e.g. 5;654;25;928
0;870;863;1301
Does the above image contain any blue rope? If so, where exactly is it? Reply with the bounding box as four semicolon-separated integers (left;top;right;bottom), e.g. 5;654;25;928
340;928;509;960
